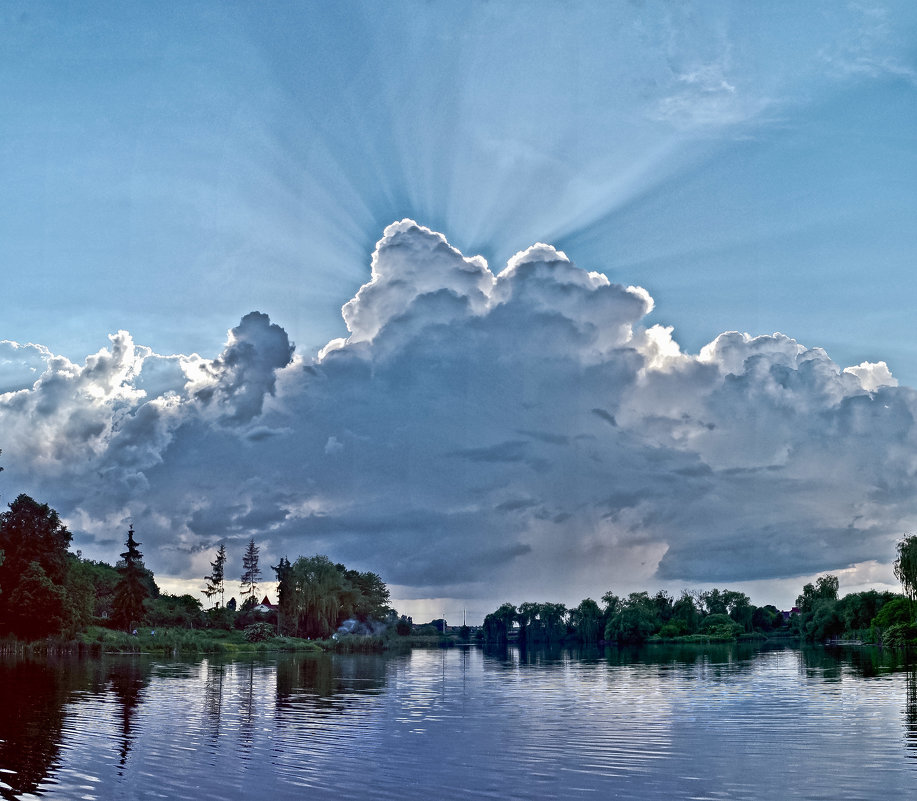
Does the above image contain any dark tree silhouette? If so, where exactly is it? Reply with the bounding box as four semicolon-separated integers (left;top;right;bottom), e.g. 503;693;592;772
112;526;150;631
0;494;72;636
240;538;261;606
203;544;227;608
895;534;917;605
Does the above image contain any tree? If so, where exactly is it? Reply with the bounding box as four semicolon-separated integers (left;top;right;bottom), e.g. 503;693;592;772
0;494;72;587
112;526;150;631
796;574;839;613
146;594;203;628
606;605;656;644
483;603;517;644
671;591;701;634
895;535;917;605
570;598;603;643
0;494;73;636
240;538;261;606
8;562;68;638
272;556;293;635
203;544;227;608
0;450;4;597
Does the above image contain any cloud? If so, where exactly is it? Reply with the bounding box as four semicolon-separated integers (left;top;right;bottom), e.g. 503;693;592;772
2;220;916;612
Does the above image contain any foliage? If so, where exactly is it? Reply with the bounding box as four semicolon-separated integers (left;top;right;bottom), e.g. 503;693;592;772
277;555;393;639
872;596;913;629
337;566;391;622
0;495;74;637
606;606;656;643
205;605;235;630
895;535;917;603
837;590;895;631
146;594;203;628
73;559;120;621
881;622;917;648
8;562;69;638
802;599;844;642
77;624;322;655
671;592;701;633
202;544;227;608
112;526;150;631
243;622;276;642
569;598;603;643
240;538;262;606
752;604;782;632
514;601;567;644
273;555;293;633
796;574;839;613
64;557;96;634
483;603;517;643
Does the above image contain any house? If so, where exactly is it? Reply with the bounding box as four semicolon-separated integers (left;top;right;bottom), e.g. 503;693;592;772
254;595;274;613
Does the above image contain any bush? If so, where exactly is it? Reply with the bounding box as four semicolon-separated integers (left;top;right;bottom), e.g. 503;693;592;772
243;622;276;643
658;621;688;638
882;622;917;648
873;597;913;629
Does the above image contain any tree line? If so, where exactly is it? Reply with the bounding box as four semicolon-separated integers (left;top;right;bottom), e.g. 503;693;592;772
483;536;917;647
482;587;782;646
0;489;393;641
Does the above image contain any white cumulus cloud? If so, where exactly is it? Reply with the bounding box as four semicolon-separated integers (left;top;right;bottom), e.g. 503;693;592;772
2;221;914;612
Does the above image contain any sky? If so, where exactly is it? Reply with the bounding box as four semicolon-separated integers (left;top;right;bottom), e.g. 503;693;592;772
2;1;917;622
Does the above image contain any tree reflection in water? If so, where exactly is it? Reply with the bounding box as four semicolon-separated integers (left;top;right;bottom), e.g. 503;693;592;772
274;652;389;717
905;667;917;757
106;658;149;772
0;655;96;799
203;659;226;742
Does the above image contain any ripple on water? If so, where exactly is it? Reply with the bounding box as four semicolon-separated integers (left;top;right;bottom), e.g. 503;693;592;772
3;647;917;799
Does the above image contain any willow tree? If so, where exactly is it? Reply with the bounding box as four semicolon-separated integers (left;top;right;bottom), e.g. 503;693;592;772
895;535;917;607
288;555;345;638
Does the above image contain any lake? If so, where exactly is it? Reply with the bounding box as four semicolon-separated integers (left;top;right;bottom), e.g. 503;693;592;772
2;642;917;799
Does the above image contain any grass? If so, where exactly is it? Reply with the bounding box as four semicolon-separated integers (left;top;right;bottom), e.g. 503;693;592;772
75;626;324;655
2;626;466;658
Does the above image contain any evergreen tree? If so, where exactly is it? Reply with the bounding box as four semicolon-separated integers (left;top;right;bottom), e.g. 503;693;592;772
203;544;227;608
272;556;293;634
112;526;150;631
240;538;261;606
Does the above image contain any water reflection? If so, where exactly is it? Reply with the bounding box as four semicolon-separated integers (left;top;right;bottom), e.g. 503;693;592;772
1;645;917;799
202;659;227;741
107;658;149;771
906;667;917;757
0;655;95;799
275;652;389;716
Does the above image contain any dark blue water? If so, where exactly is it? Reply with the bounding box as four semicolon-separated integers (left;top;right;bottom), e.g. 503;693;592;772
1;643;916;799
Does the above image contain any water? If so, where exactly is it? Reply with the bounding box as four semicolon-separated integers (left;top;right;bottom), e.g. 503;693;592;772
2;643;917;799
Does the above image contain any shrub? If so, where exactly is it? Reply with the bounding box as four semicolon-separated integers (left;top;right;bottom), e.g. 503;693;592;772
243;622;276;642
873;597;913;629
882;622;917;648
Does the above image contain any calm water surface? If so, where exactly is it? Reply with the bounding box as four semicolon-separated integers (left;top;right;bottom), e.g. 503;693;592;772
1;643;916;799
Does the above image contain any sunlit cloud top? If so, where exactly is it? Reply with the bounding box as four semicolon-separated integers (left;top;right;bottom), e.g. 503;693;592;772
2;2;916;615
3;221;915;617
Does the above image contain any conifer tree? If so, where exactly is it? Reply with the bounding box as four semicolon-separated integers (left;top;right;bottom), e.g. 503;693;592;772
240;538;261;607
113;526;150;631
203;544;227;607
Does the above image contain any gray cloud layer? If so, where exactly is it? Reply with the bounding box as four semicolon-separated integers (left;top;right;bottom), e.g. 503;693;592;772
1;221;912;607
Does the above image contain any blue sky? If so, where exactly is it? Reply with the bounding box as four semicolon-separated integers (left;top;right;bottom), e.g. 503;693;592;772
2;2;917;619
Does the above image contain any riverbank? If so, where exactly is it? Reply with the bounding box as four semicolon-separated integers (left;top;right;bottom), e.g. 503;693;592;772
0;626;464;657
